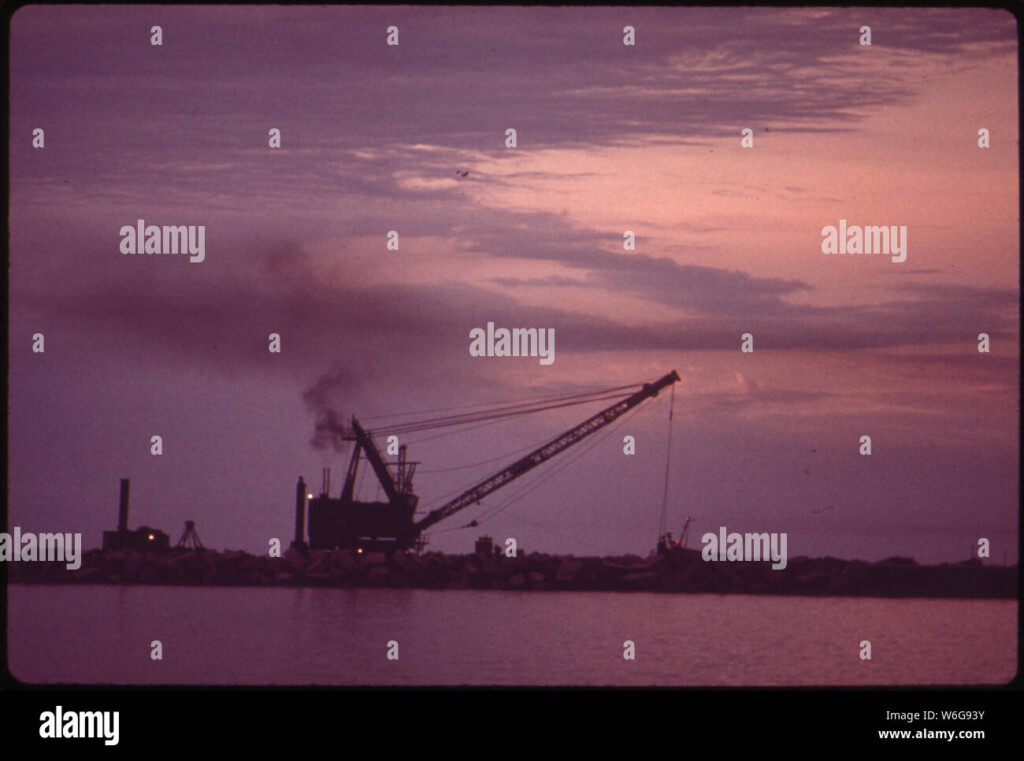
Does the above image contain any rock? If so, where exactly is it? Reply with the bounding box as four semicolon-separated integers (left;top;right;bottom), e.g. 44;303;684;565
621;571;657;589
332;552;359;571
283;547;308;570
556;559;584;583
308;554;333;575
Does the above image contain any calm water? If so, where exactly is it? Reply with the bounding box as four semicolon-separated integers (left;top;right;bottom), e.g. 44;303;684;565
7;584;1017;686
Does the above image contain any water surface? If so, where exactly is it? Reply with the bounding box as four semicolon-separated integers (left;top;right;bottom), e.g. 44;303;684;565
7;585;1016;685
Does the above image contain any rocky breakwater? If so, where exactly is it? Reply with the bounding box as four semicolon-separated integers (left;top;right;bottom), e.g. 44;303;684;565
5;547;1016;599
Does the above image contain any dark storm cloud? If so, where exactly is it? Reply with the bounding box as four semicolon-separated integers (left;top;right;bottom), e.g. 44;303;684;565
8;2;1018;395
23;230;1018;378
11;6;1015;178
490;275;589;289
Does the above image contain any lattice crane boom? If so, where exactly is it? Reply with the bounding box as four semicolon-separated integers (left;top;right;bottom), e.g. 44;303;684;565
414;370;680;533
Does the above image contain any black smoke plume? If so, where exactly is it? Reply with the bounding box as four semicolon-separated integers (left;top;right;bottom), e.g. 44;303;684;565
303;371;353;452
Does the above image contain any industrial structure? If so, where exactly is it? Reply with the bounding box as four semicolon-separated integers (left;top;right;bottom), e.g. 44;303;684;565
293;370;680;554
102;478;170;551
656;516;694;556
176;520;204;550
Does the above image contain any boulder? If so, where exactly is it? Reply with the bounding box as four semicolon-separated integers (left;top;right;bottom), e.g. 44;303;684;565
555;559;584;584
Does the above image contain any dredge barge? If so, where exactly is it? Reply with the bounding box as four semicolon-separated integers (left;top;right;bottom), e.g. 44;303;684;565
294;371;680;554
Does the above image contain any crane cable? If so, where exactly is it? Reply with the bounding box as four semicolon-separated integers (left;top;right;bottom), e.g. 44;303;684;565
410;392;644;512
371;392;635;437
657;383;675;541
334;392;633;500
459;401;648;527
365;386;640;437
362;383;639;426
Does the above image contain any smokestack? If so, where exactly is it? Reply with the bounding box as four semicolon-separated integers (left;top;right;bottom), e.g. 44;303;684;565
118;479;130;532
295;476;307;545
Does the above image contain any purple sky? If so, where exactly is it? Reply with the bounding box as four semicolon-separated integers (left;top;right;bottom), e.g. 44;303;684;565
8;6;1019;563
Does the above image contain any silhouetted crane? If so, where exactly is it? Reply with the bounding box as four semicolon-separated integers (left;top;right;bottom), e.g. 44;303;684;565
176;520;204;550
298;371;680;553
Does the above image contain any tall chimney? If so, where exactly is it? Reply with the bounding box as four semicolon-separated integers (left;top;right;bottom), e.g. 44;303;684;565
295;476;306;545
118;479;130;532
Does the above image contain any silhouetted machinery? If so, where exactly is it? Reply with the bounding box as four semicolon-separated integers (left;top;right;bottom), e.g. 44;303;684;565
102;478;171;552
656;516;694;555
293;371;679;553
176;520;204;550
